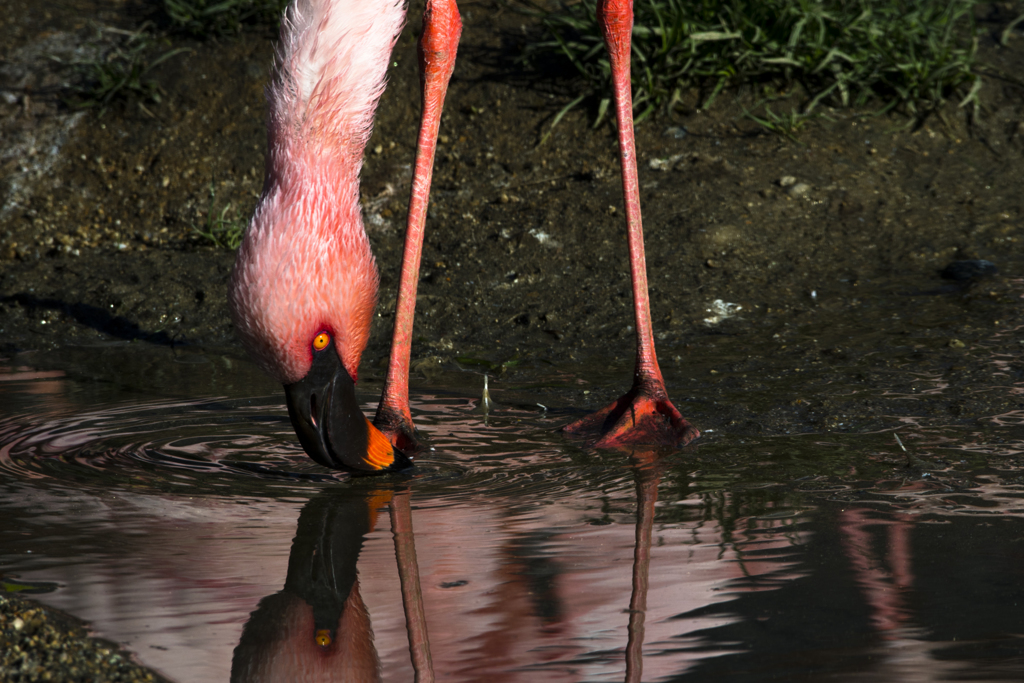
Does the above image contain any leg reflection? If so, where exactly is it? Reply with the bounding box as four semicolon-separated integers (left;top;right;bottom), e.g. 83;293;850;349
625;449;664;683
390;488;435;682
838;507;915;636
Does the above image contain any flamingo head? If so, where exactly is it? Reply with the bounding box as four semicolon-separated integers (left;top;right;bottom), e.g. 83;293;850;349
228;162;409;474
228;0;410;473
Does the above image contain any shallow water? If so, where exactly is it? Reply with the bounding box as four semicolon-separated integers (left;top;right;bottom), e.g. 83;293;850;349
2;329;1024;681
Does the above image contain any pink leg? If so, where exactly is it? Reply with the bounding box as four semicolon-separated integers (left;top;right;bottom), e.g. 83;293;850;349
563;0;698;448
374;0;462;452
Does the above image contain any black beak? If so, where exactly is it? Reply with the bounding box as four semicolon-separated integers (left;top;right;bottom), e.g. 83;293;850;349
284;339;411;473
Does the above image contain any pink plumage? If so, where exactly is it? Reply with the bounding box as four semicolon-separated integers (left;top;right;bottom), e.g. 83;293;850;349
231;0;698;461
230;0;405;384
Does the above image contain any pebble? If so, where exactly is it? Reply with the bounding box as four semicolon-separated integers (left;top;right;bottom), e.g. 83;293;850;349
940;259;998;281
787;182;811;198
704;299;743;324
0;593;165;682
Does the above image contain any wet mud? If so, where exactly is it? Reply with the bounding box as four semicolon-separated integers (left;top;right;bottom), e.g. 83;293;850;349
2;0;1024;436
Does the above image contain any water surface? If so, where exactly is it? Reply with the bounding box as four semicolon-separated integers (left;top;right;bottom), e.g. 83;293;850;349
1;338;1023;681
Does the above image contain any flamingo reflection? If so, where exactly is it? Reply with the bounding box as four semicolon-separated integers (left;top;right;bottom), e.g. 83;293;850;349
230;452;672;682
231;488;433;682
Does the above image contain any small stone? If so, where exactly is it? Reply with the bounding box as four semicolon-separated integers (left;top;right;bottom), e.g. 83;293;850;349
649;153;684;171
940;259;998;281
787;182;811;198
693;224;741;248
948;339;966;349
778;175;797;187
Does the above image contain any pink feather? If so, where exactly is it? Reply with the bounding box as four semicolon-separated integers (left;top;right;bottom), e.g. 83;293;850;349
229;0;406;384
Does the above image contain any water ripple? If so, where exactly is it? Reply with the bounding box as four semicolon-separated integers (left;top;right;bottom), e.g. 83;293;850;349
0;393;627;503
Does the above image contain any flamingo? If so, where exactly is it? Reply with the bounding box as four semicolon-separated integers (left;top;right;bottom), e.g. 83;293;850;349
229;0;699;472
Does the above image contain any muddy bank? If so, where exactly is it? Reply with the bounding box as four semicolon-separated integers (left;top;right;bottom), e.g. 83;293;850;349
0;592;170;682
2;0;1024;430
2;0;1022;367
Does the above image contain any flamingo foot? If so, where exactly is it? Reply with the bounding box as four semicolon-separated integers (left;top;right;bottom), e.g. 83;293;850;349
563;379;699;449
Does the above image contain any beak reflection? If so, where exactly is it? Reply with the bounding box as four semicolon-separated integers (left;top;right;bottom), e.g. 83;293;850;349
231;490;395;682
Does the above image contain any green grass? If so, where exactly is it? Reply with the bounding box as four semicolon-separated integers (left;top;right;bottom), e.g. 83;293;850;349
163;0;290;37
529;0;984;129
192;183;246;249
63;0;287;114
742;100;817;140
65;25;188;115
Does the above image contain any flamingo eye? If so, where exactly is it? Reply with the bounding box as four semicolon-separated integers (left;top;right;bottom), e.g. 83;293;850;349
315;629;332;647
313;332;330;351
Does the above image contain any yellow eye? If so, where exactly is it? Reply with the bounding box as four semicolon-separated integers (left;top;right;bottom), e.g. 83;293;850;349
313;332;330;351
315;629;331;647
